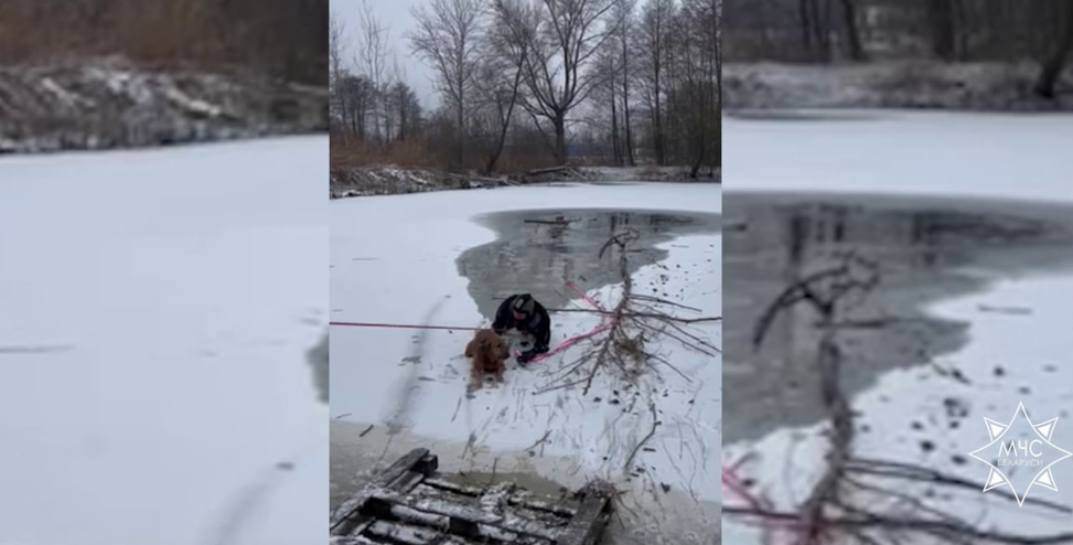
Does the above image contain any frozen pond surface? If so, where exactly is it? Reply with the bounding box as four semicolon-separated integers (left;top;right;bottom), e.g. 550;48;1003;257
725;109;1073;203
331;183;722;544
724;193;1073;443
458;208;719;319
724;194;1073;544
0;137;328;545
724;110;1073;543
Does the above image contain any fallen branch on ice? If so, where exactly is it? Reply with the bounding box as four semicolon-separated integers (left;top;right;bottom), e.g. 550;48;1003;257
726;254;1073;545
533;229;720;398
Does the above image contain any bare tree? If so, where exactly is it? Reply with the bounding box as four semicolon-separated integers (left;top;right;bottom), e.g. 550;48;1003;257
330;15;346;87
354;0;391;143
384;81;423;141
609;0;637;166
338;74;375;140
839;0;865;61
514;0;616;165
928;0;961;61
638;0;674;165
589;39;623;164
330;15;348;138
714;0;721;170
1035;1;1073;99
410;0;485;169
478;0;535;174
678;0;719;177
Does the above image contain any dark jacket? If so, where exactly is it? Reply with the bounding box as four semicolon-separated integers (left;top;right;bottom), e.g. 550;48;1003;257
492;294;551;351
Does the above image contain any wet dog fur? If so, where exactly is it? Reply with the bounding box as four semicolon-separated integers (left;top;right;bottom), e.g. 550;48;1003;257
464;329;509;388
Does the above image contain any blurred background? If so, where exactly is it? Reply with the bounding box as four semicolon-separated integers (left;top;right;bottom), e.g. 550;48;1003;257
722;0;1073;109
719;2;1073;544
0;2;329;545
0;0;328;152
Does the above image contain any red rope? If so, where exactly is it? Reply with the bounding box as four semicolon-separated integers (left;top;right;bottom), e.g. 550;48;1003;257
565;281;606;312
723;464;765;512
329;321;481;331
527;282;613;364
331;284;612;363
526;322;613;364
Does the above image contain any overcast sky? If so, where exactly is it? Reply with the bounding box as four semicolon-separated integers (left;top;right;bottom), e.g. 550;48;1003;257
331;0;440;110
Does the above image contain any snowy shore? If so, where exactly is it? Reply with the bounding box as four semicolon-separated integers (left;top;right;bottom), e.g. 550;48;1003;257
330;166;719;198
724;62;1073;111
0;58;327;153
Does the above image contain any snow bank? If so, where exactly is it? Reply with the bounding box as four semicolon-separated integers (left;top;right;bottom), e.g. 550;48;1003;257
330;167;719;198
0;58;327;154
0;136;328;545
724;62;1073;110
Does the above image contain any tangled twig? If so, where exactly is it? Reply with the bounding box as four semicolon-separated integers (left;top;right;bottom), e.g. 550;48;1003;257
623;403;660;472
535;230;720;397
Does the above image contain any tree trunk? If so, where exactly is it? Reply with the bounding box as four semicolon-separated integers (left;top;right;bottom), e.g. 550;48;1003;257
929;0;956;61
484;134;505;175
611;91;621;164
622;33;635;166
1035;4;1073;99
800;0;813;51
839;0;865;61
485;63;524;175
553;114;567;165
456;103;466;169
654;64;665;166
815;0;832;61
952;0;967;61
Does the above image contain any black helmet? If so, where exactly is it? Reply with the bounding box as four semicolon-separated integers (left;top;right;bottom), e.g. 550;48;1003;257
511;293;535;315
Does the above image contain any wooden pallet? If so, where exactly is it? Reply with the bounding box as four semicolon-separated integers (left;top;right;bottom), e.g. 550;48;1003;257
331;448;613;545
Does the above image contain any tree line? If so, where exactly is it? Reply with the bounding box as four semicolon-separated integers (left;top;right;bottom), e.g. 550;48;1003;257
723;0;1073;98
0;0;327;85
331;0;719;177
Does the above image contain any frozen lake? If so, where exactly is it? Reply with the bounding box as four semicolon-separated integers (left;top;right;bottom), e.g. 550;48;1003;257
723;111;1073;544
0;137;328;545
724;109;1073;203
330;183;722;545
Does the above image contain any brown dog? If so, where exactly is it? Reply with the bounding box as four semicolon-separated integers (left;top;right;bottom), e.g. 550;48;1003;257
464;329;509;388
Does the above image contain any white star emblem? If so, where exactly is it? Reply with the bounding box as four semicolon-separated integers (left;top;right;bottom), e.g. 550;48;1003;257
969;402;1072;506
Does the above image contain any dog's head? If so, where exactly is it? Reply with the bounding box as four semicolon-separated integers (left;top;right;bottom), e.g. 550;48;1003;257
476;330;510;361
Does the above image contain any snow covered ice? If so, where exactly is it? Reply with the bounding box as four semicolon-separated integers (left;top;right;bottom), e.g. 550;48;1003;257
0;137;328;545
725;109;1073;203
723;110;1073;544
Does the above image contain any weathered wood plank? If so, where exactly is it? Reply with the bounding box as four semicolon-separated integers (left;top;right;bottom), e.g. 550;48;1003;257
329;535;379;545
422;478;578;517
367;520;442;545
331;448;434;535
333;449;610;545
370;490;561;542
557;481;614;545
